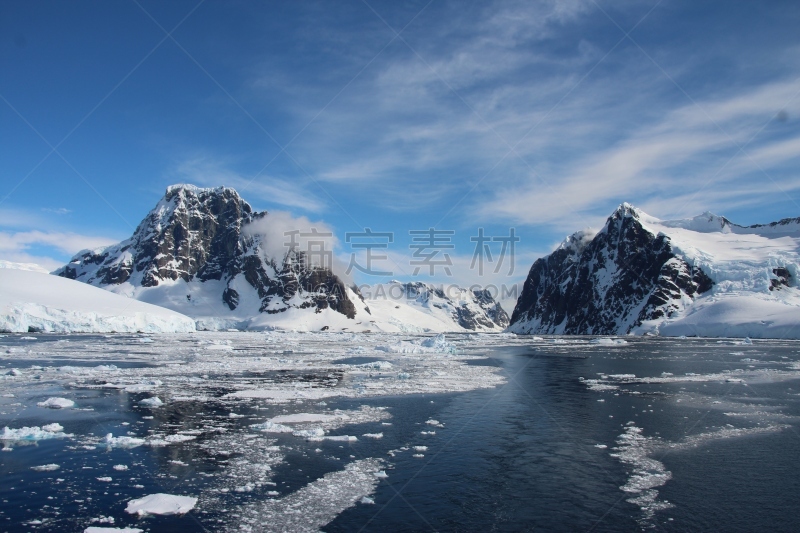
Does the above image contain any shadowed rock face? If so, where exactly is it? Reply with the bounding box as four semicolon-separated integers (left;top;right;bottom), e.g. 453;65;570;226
472;289;510;329
56;185;356;318
509;204;713;335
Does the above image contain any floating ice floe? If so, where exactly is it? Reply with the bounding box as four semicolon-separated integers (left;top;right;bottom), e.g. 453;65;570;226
589;338;628;345
355;361;393;370
1;423;71;441
375;334;457;355
319;435;357;442
147;434;196;446
37;397;75;409
229;458;384;532
125;493;197;516
138;396;163;407
31;463;60;471
362;433;383;439
293;427;325;439
250;421;294;433
83;526;144;533
269;413;341;424
104;433;145;448
224;388;339;402
206;344;234;351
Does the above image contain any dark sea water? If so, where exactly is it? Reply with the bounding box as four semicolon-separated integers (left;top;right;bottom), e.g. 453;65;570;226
1;335;799;532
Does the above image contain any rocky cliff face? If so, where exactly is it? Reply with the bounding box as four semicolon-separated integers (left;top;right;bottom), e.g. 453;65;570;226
56;184;356;321
509;204;713;335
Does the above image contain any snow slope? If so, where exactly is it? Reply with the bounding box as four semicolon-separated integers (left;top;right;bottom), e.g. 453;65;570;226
636;211;800;338
0;269;196;333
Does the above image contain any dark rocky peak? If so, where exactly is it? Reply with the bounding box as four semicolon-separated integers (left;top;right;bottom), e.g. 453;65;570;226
59;184;267;288
56;184;358;321
509;203;713;335
128;184;266;286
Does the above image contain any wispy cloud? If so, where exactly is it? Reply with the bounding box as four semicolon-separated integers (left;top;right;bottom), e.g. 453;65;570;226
478;77;800;229
0;230;119;272
41;207;72;215
236;0;799;234
171;156;328;213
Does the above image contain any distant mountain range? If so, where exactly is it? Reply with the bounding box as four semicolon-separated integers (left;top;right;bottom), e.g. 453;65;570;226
55;184;508;332
508;203;800;338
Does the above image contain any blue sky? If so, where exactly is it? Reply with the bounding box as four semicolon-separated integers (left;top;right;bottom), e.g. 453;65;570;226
2;0;799;307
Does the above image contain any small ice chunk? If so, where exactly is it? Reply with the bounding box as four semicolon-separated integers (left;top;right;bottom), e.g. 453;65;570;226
206;344;233;351
37;397;75;409
323;435;358;442
31;464;60;472
293;427;325;439
113;465;128;471
360;496;375;505
413;446;428;452
362;433;383;439
1;423;69;441
105;433;145;448
139;397;163;407
373;470;388;479
125;493;197;516
250;421;293;433
96;476;113;482
83;526;144;533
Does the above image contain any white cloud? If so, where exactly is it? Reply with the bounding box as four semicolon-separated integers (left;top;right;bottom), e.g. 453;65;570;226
242;210;358;283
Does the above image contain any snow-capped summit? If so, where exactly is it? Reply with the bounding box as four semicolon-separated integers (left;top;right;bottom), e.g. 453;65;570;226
509;203;800;338
56;184;357;329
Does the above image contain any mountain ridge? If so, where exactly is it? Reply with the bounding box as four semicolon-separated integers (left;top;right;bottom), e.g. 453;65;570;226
55;184;508;332
509;203;800;338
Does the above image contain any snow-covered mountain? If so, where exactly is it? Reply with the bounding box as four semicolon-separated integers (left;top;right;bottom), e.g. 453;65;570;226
55;184;359;330
359;281;509;333
509;203;800;339
55;185;507;332
0;268;195;333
